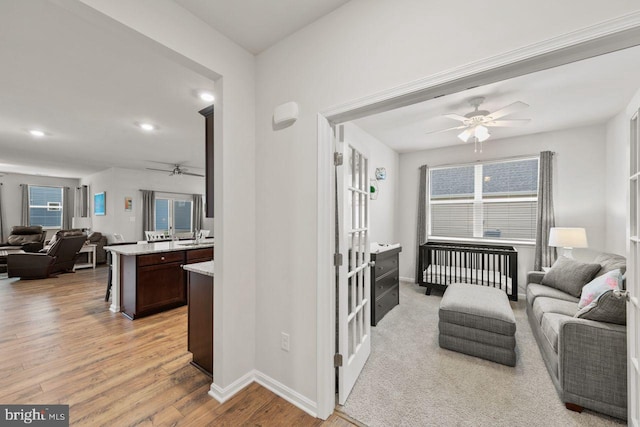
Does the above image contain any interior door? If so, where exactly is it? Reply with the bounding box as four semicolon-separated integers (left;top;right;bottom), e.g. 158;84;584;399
628;111;640;425
336;124;371;405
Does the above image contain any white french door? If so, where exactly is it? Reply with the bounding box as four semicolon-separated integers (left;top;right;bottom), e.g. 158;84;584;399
336;125;371;405
628;111;640;426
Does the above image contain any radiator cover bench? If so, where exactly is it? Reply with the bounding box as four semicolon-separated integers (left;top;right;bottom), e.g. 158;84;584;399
438;283;517;366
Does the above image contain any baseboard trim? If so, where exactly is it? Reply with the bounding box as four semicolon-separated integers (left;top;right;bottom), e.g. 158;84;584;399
208;370;255;404
254;371;318;418
399;276;415;283
208;370;318;418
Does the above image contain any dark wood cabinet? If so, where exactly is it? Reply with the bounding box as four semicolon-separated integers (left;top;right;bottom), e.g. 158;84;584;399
120;247;214;320
188;271;213;377
199;105;214;218
371;246;401;326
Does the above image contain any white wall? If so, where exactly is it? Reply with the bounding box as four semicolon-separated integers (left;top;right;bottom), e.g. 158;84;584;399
254;0;639;409
75;0;256;392
605;111;629;255
398;124;607;290
73;0;640;415
343;123;399;244
0;173;79;239
80;167;212;242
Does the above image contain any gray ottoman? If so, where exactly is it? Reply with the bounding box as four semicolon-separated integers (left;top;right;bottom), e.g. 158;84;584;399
438;283;517;366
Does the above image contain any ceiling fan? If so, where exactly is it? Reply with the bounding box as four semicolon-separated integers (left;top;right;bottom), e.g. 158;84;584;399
146;163;204;177
428;97;530;152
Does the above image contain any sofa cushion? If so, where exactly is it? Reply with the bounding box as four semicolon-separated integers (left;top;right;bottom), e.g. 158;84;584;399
7;234;42;245
578;269;623;309
527;283;579;307
87;232;103;243
532;297;579;326
594;253;626;277
10;225;43;235
541;256;601;298
540;312;570;353
576;289;627;325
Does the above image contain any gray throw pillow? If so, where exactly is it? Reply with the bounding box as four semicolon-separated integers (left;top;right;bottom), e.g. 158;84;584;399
594;253;627;276
575;289;626;325
541;256;601;297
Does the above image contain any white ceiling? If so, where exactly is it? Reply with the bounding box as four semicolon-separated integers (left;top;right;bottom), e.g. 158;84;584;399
0;0;215;178
353;46;640;153
2;1;640;180
175;0;351;54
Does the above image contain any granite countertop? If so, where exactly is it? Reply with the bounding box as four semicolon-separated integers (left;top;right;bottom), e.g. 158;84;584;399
183;260;214;277
105;238;214;255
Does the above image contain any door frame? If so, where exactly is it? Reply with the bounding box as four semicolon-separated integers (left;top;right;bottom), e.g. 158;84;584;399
316;11;640;420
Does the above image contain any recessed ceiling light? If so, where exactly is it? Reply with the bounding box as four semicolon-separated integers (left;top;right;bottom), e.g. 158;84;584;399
29;129;45;137
199;91;215;102
139;123;155;131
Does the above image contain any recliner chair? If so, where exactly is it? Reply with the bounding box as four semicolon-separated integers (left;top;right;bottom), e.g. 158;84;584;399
7;235;87;279
0;225;46;253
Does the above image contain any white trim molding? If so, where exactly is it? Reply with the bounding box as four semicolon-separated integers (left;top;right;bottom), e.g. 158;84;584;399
321;11;640;124
208;371;255;404
316;10;640;422
209;370;318;418
254;371;318;418
399;276;415;283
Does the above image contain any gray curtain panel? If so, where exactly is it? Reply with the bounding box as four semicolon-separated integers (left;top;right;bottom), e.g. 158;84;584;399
192;194;203;231
0;183;4;242
74;185;88;217
62;187;71;230
21;184;29;226
141;190;155;239
415;165;429;283
534;151;556;270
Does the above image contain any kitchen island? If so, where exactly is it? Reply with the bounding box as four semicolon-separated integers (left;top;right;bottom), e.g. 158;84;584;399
183;261;214;376
105;239;214;319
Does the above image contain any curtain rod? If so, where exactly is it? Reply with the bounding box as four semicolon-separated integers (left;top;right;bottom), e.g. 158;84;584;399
427;152;555;170
140;189;202;196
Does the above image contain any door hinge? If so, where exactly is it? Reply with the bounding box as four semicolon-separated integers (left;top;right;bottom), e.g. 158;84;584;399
334;353;343;367
334;253;343;266
334;152;343;166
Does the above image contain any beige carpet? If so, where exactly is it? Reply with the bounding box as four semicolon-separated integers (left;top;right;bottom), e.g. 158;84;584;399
339;281;625;427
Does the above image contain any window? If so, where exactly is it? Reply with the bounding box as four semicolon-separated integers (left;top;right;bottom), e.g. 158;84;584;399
154;197;192;233
429;157;539;242
29;185;64;228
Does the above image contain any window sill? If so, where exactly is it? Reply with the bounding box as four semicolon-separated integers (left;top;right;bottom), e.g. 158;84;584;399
427;236;536;247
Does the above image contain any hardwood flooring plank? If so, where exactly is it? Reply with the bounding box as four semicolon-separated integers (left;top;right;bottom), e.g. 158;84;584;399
0;267;357;427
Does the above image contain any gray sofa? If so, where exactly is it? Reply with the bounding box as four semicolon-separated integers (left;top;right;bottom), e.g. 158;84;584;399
526;249;627;420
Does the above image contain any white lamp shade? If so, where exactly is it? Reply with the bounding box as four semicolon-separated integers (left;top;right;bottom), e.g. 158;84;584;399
475;125;490;142
72;217;92;230
548;227;588;248
458;129;471;142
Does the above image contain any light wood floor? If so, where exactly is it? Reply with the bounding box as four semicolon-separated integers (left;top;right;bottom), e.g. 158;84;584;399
0;267;355;426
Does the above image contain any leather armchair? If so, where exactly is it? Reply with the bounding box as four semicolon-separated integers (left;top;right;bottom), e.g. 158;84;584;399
7;235;87;279
0;225;46;253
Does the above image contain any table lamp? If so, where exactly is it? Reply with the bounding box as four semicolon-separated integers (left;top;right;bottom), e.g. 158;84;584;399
72;217;93;235
548;227;588;258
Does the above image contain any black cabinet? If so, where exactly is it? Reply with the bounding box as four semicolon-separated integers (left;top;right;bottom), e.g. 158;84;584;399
371;246;401;326
188;271;213;377
199;105;214;218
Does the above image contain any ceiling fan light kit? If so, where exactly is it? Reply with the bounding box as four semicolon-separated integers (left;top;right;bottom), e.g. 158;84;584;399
146;163;204;177
430;96;530;152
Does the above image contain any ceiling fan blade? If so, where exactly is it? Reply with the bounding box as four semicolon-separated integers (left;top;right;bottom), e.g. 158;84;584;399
486;119;531;127
488;101;529;120
443;113;468;122
146;167;172;173
425;125;467;135
182;172;205;177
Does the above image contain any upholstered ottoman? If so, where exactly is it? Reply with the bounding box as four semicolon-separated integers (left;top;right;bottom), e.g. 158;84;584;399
438;283;517;366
